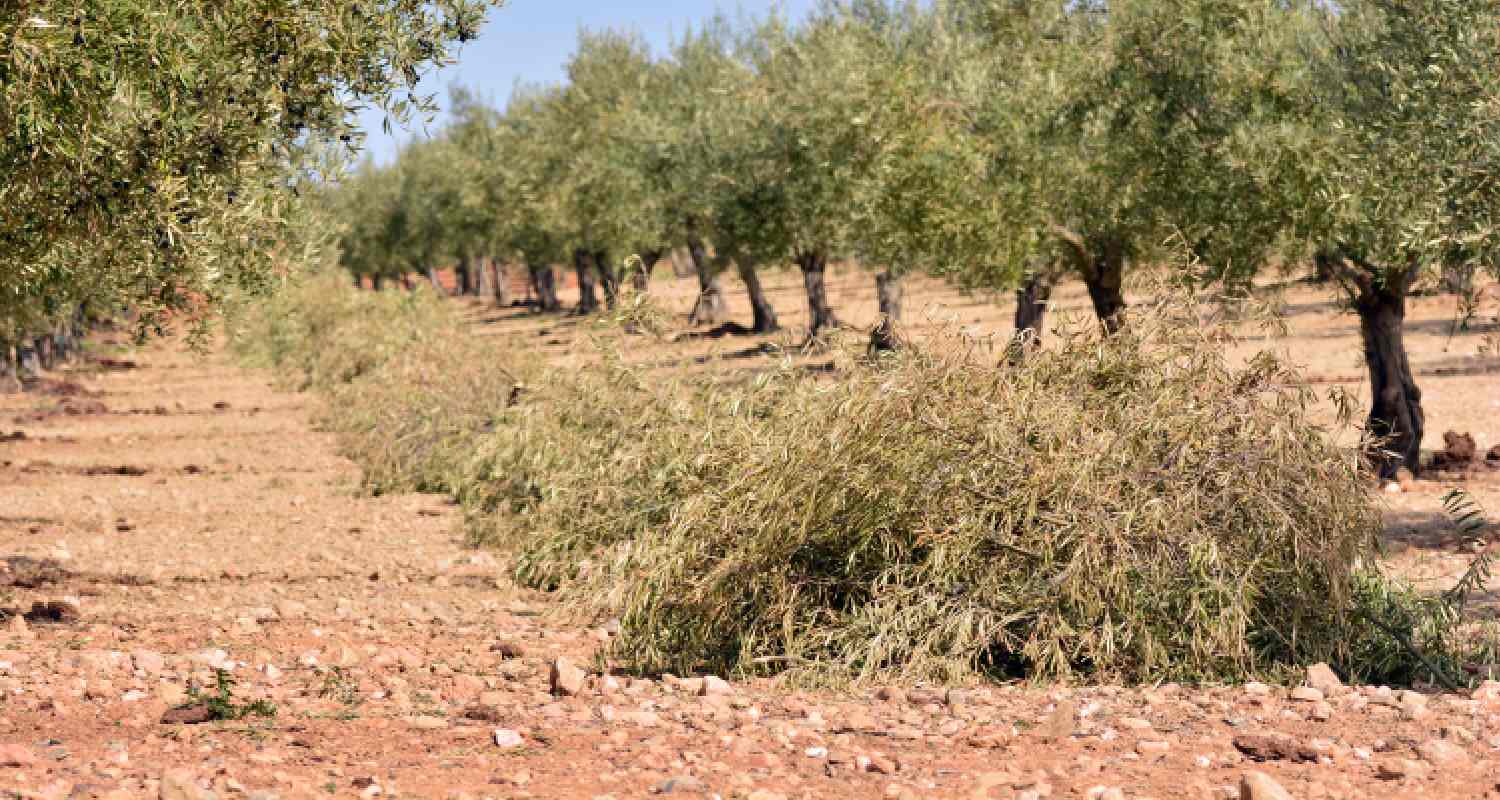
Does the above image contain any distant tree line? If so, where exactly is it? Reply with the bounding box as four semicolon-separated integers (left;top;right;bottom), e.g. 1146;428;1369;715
302;0;1500;480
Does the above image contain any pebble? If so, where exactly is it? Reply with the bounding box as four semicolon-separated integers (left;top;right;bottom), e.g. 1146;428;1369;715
1290;686;1323;703
1239;771;1293;800
550;656;586;697
492;729;524;749
1375;758;1427;781
1415;737;1467;766
159;770;214;800
1136;739;1170;756
1038;700;1076;740
1305;663;1344;696
699;675;731;696
655;776;705;794
0;744;37;768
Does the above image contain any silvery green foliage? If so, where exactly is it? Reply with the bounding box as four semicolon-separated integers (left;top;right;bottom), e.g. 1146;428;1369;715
0;0;497;335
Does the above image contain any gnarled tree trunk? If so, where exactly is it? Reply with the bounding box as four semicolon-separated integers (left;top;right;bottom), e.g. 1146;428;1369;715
35;335;55;371
869;270;904;354
0;340;16;392
1079;239;1126;334
456;256;473;296
1351;266;1423;480
594;250;619;309
574;250;600;314
1009;269;1056;361
426;266;444;294
634;250;661;294
17;338;39;378
476;257;493;299
737;260;779;333
797;250;839;337
686;236;726;326
530;263;561;312
492;261;513;307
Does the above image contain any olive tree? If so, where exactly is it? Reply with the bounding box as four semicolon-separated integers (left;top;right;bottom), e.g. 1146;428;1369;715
1;0;498;339
956;0;1295;335
1287;0;1500;478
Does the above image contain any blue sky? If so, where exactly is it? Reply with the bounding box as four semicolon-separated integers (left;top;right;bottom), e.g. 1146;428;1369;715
355;0;821;163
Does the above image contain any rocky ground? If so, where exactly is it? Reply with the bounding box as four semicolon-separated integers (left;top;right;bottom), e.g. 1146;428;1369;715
2;331;1500;800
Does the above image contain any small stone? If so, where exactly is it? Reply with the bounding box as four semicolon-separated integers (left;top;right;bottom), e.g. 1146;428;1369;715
655;775;705;794
1087;788;1125;800
407;716;447;730
1136;739;1170;756
132;650;166;675
1375;758;1427;781
1416;738;1467;766
160;704;214;725
699;675;731;696
1310;701;1333;721
492;640;526;659
492;729;524;749
1290;687;1323;703
1119;717;1152;731
874;687;906;704
1037;700;1076;741
0;744;38;767
1243;682;1271;697
549;657;586;697
1305;663;1343;696
864;755;898;775
1239;771;1293;800
159;770;213;800
274;600;307;620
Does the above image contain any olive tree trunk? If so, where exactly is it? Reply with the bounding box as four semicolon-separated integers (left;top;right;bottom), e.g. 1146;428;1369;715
1350;265;1424;480
456;256;473;296
591;250;619;309
634;250;660;293
737;260;779;333
426;266;444;294
0;340;16;392
1008;269;1057;362
17;338;39;378
1080;241;1126;334
530;263;561;312
869;270;904;354
492;261;513;307
574;250;600;314
35;335;55;371
686;236;726;326
797;250;839;337
371;274;385;291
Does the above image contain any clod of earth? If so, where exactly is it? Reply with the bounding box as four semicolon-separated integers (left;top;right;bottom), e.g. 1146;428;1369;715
1231;733;1321;764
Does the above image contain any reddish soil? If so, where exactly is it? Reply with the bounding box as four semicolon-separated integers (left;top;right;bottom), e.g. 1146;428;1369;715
1;269;1499;798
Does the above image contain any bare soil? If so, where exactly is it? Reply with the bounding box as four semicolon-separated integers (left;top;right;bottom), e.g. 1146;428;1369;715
0;268;1498;799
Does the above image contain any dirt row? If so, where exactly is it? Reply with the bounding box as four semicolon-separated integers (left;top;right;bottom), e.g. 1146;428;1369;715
1;280;1499;797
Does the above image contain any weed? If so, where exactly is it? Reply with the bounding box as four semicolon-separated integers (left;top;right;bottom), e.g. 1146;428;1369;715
187;669;277;721
318;667;363;709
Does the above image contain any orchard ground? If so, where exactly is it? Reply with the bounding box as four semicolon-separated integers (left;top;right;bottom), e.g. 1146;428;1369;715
1;266;1499;799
